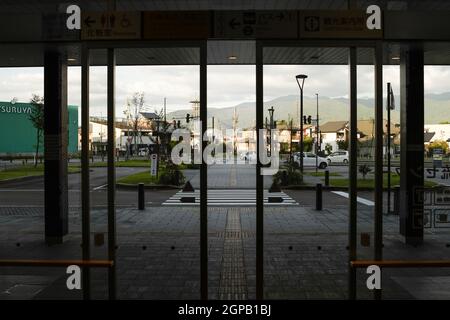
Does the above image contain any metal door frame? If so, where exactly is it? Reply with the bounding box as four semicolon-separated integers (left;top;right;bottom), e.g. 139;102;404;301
81;40;207;300
256;40;384;300
81;39;383;300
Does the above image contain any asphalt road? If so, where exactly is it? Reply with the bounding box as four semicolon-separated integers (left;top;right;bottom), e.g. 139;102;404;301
0;167;174;207
0;163;447;208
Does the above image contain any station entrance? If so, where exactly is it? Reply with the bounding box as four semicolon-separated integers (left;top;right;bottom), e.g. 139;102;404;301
1;8;450;300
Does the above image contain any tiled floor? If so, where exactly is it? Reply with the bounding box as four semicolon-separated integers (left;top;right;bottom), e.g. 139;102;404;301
1;205;450;300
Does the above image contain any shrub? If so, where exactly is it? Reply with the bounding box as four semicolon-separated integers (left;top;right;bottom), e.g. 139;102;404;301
358;164;372;179
273;164;303;186
158;163;185;186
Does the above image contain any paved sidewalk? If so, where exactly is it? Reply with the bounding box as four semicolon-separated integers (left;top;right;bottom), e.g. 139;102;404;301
1;205;450;299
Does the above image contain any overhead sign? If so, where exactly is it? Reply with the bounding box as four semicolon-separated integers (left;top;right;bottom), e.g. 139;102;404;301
299;11;382;39
81;11;141;40
150;154;158;176
143;11;209;39
214;11;298;39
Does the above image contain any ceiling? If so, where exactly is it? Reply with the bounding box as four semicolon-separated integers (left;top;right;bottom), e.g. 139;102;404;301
3;0;450;13
2;42;450;67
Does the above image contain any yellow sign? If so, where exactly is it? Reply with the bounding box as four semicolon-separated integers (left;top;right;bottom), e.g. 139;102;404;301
81;11;141;40
143;11;209;39
299;11;382;39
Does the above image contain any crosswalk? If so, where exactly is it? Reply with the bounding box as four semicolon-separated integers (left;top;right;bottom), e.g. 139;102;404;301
162;189;298;206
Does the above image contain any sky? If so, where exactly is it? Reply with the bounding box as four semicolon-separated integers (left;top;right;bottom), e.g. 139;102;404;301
0;65;449;119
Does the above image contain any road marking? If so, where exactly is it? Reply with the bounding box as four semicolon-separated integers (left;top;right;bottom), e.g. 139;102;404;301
162;189;298;206
331;191;375;206
93;184;107;191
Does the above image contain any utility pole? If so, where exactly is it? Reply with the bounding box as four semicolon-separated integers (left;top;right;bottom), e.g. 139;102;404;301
164;97;167;124
387;82;394;214
315;93;319;173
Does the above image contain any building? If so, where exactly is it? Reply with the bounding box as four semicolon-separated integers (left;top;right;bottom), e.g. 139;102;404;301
424;124;450;148
78;116;158;155
0;101;78;156
319;121;349;152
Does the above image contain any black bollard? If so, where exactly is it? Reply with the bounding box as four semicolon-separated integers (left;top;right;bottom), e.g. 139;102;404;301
138;183;145;210
393;186;400;215
316;183;322;210
324;170;329;187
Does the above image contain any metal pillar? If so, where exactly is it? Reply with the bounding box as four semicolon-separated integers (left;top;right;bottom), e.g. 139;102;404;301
256;41;264;300
387;83;392;214
81;45;91;299
107;48;117;300
399;43;424;246
200;42;208;300
374;42;384;300
348;46;357;300
43;49;68;245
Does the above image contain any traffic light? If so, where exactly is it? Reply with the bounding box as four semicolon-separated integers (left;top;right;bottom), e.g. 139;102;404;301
177;120;181;128
273;120;277;128
304;115;312;124
186;113;190;123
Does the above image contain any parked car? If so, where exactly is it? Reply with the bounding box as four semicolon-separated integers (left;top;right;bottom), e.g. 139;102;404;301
293;152;328;169
327;150;349;164
241;151;257;162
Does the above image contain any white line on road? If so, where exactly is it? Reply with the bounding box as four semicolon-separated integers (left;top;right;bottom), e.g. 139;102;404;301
93;184;107;191
331;191;375;206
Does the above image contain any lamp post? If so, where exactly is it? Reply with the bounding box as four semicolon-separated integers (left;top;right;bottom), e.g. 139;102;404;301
387;82;395;214
315;93;319;173
268;106;275;157
296;74;308;173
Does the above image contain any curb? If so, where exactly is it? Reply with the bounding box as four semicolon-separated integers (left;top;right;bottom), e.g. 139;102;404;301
116;183;181;190
0;169;83;185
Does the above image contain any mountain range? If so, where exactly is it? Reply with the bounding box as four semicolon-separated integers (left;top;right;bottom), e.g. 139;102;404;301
167;93;450;129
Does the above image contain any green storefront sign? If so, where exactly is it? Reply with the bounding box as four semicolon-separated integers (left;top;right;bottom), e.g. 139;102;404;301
0;101;78;155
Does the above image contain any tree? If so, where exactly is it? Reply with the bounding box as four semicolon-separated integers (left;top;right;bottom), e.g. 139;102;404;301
126;92;145;155
29;94;44;167
427;140;449;156
303;136;314;152
148;107;171;162
324;143;332;155
359;164;372;180
337;139;349;151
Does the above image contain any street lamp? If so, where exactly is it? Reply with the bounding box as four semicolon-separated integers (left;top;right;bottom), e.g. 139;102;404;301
268;106;275;157
315;93;319;173
296;74;308;173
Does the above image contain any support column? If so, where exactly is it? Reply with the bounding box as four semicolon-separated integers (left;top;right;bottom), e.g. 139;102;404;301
348;46;357;300
81;45;91;299
107;48;117;300
256;41;264;300
374;41;384;300
200;42;208;300
44;49;68;245
399;43;424;245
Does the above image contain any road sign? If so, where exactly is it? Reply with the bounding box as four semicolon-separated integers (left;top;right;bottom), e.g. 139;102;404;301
299;10;382;39
81;11;141;40
143;11;209;39
151;154;158;176
213;11;298;39
433;148;443;168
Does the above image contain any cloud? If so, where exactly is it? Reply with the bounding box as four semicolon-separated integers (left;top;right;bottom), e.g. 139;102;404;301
0;64;449;120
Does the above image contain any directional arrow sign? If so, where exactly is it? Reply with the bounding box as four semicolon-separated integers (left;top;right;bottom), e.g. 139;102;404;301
84;16;95;28
229;18;241;29
214;11;297;39
81;11;140;40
